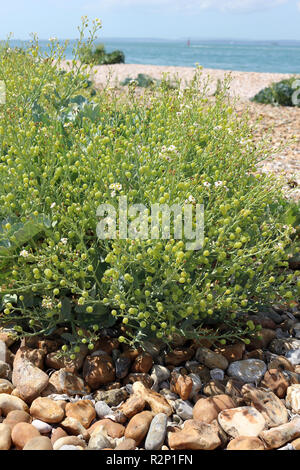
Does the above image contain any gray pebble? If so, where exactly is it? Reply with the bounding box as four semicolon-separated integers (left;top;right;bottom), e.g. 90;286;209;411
210;368;224;381
31;419;53;434
115;356;131;379
95;401;112;419
285;349;300;365
145;413;168;450
174;399;193;420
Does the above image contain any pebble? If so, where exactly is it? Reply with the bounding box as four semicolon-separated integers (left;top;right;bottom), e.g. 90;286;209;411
226;436;265;450
88;429;113;450
218;406;266;437
261;369;289;398
227;359;267;383
174;399;194;420
285;349;300;366
12;352;49;403
23;436;53;450
119;395;145;419
0;379;14;394
260;417;300;449
132;382;173;416
83;355;116;389
30;397;65;423
193;394;236;424
125;411;153;445
241;384;288;427
286;384;300;413
0;423;11;450
53;436;86;450
0;394;28;415
31;419;53;434
94;387;128;407
195;347;228;370
210;368;225;381
188;373;202;398
0;360;11;380
115;356;131;379
65;400;96;428
168;419;221;450
95;401;113;419
145;413;168;450
150;365;170;384
11;422;40;449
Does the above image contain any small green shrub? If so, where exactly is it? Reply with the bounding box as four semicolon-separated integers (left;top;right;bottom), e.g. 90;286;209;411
252;77;300;107
0;20;299;355
79;42;125;65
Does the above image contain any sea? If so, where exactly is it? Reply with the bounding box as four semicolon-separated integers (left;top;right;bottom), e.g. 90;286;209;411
4;38;300;74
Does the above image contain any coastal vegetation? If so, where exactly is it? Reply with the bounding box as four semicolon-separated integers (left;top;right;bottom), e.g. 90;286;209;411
252;76;300;107
0;19;299;357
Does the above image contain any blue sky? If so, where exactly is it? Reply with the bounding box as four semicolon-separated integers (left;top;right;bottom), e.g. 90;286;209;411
1;0;300;40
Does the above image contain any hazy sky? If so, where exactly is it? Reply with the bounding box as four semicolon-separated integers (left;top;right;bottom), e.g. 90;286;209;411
1;0;300;40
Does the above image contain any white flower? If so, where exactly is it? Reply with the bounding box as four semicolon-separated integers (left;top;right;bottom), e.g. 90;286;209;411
109;183;122;191
214;181;224;187
203;182;211;188
185;195;196;204
42;296;53;309
60;238;68;245
20;250;29;258
50;202;56;209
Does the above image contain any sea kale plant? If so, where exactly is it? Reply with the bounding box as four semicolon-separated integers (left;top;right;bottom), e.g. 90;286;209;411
0;19;299;357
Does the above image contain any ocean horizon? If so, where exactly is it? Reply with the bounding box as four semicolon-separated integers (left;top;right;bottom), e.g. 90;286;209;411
3;38;300;74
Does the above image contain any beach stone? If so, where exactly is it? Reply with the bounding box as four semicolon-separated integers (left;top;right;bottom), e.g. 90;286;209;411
132;352;153;374
150;365;170;384
88;429;113;450
165;349;194;366
18;346;45;369
30;397;65;423
224;379;244;403
88;419;125;439
45;347;87;373
203;380;226;397
11;422;40;449
0;379;14;394
3;410;32;429
185;362;211;382
286;349;300;366
227;359;267;383
95;401;112;419
0;394;28;415
50;427;67;445
241;384;288;427
210;368;225;381
0;361;11;380
93;337;119;355
243;349;265;361
291;437;300;450
168;419;221;450
125;411;153;445
119;395;146;419
115;438;136;450
65;400;96;428
261;369;289;398
53;436;86;450
12;352;49;403
115;356;131;379
188;373;202;398
170;372;193;401
94;387;128;407
0;330;15;347
269;338;300;355
259;417;300;449
226;436;265;451
174;400;194;420
132;382;173;416
83;354;115;390
247;329;276;350
123;373;153;388
218;407;266;437
286;384;300;413
23;436;53;450
145;413;167;450
193;394;236;424
47;368;89;396
195;347;228;370
61;417;89;440
0;423;11;450
31;419;52;434
214;343;245;363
